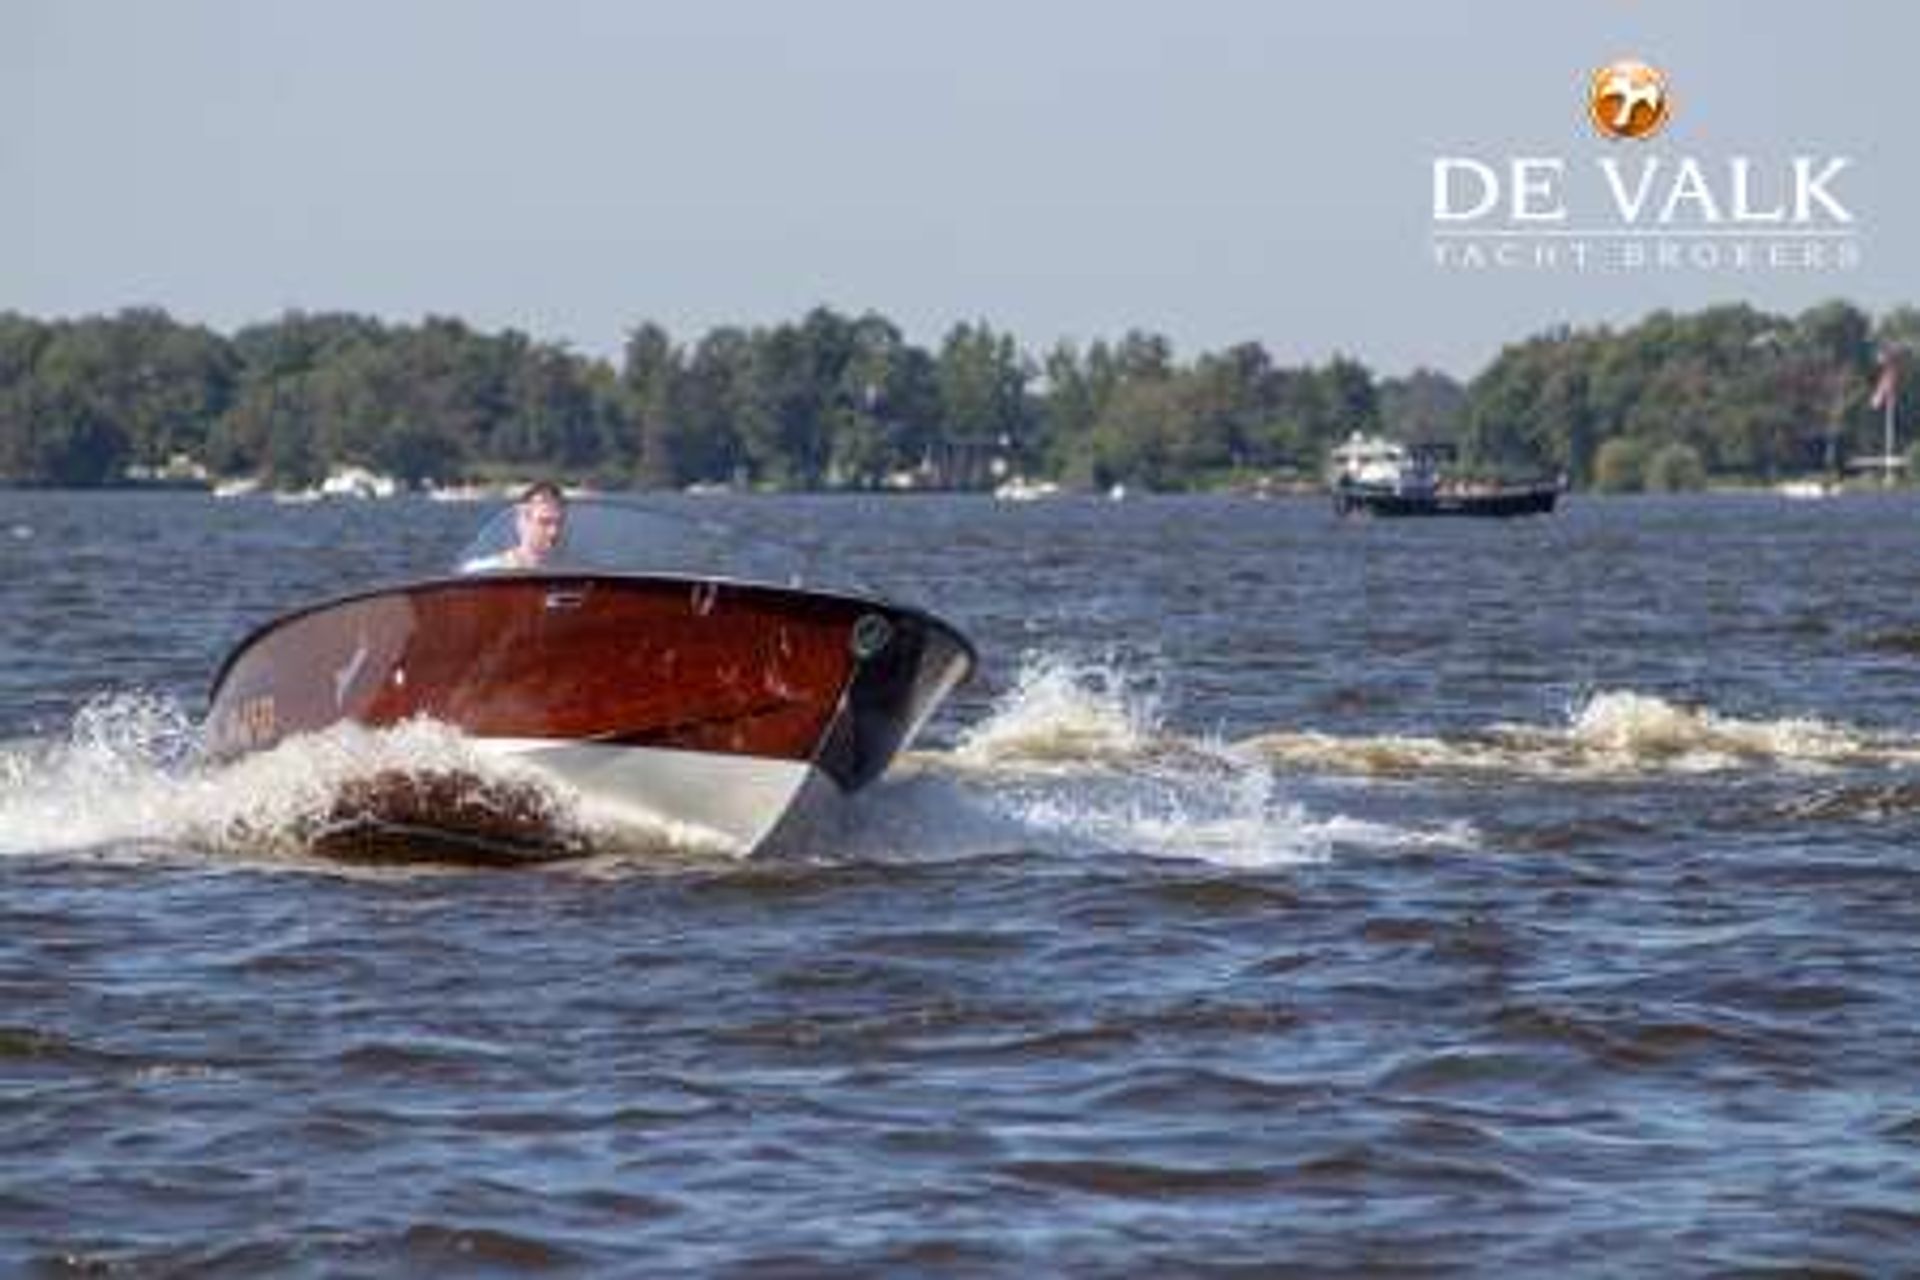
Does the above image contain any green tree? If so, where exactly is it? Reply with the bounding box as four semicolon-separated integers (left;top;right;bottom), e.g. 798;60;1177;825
678;327;757;485
826;312;917;487
1644;441;1707;492
1319;356;1379;435
742;312;840;487
937;321;1030;466
1078;378;1183;489
1378;368;1466;444
624;322;684;488
1592;436;1648;493
1246;367;1331;471
1175;342;1278;476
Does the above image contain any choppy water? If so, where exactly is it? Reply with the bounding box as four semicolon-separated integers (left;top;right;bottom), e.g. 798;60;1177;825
3;490;1920;1275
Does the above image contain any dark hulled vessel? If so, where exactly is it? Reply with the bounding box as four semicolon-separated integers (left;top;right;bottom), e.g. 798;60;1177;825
1329;434;1561;519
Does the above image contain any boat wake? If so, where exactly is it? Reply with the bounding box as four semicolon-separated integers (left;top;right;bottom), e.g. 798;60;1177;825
0;668;1460;872
901;655;1475;868
13;674;1900;871
1245;690;1920;781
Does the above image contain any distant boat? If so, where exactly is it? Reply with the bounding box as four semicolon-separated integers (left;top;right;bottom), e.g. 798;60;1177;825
994;477;1062;503
1329;433;1559;519
1776;478;1841;501
123;453;212;490
427;481;514;503
318;466;402;499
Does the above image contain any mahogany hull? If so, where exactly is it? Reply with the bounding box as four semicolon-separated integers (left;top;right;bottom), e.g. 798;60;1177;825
205;574;974;852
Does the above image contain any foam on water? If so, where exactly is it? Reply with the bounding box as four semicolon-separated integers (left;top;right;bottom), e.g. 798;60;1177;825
1558;690;1889;767
0;692;725;864
1246;689;1920;780
923;654;1469;867
20;676;1893;871
4;663;1492;871
0;692;203;854
950;653;1168;770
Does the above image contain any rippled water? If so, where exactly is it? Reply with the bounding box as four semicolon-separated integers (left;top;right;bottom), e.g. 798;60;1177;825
3;490;1919;1274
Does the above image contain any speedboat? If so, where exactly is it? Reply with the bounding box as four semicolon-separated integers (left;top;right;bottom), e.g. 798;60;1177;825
204;500;976;859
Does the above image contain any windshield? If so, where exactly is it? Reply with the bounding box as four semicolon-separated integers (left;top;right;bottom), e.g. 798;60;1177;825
453;497;845;592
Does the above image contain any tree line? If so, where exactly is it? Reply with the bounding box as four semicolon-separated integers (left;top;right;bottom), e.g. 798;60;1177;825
0;301;1913;491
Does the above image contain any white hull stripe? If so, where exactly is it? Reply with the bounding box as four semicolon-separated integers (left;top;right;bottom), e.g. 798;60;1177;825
469;738;836;853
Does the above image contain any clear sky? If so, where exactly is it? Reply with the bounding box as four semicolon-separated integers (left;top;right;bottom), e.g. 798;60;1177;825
4;1;1912;376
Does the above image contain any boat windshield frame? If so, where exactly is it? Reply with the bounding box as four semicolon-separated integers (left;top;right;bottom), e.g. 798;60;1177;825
452;496;864;594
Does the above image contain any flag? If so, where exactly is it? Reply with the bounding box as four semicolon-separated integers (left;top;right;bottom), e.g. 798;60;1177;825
1870;357;1898;412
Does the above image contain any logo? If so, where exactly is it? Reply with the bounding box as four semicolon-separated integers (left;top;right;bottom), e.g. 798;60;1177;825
1588;59;1669;141
1425;56;1860;275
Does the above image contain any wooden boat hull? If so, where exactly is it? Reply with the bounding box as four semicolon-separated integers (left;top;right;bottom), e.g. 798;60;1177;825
205;574;975;855
1333;482;1560;519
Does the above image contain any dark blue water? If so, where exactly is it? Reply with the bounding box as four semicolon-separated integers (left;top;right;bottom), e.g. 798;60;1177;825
3;490;1919;1274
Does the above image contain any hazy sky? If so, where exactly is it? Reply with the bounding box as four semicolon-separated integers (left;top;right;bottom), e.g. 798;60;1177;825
4;1;1913;375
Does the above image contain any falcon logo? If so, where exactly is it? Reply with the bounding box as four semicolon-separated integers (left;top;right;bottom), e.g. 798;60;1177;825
1589;59;1669;141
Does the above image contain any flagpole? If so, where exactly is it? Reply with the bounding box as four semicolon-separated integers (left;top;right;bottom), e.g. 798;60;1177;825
1873;353;1900;488
1888;381;1899;488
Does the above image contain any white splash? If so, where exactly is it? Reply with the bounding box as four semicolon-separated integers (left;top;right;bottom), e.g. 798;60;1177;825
1556;690;1875;769
4;668;1514;872
0;693;726;864
951;653;1166;770
994;754;1334;868
920;654;1469;867
1244;689;1920;780
0;692;204;855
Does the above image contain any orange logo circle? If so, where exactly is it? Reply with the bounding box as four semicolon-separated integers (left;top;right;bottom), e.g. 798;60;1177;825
1588;59;1670;141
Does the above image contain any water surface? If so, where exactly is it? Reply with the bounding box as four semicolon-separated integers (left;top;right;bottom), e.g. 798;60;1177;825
2;491;1918;1274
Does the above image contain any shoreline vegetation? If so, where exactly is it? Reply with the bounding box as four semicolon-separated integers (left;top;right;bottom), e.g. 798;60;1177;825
0;301;1914;496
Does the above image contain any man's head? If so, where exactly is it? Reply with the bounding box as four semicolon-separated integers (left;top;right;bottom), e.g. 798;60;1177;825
514;481;567;564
